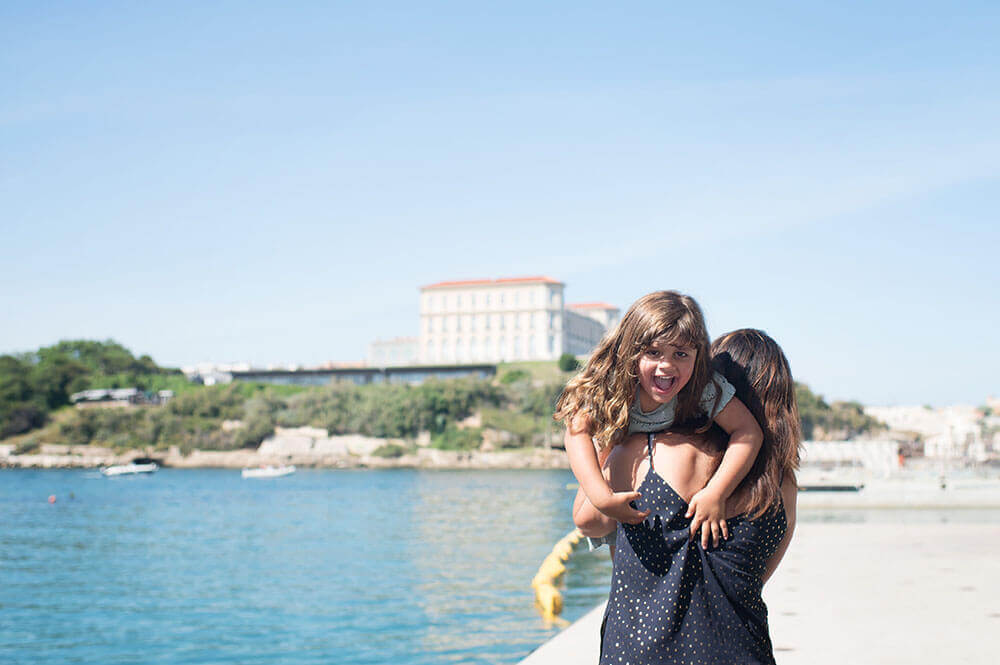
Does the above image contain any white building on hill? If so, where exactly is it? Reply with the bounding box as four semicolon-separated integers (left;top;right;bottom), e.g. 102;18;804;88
864;404;989;461
368;337;419;367
415;276;619;364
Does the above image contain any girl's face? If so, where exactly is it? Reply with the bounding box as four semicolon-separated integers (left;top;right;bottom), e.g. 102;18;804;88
636;338;697;412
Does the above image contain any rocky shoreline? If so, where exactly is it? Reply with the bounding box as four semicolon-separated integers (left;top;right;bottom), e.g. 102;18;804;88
0;426;570;471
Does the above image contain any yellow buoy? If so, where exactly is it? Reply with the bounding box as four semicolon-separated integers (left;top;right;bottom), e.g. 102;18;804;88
531;528;583;624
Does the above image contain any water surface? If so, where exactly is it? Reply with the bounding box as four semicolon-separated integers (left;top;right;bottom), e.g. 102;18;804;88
0;468;611;665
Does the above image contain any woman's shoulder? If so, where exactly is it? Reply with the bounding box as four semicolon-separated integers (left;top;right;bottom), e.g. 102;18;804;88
780;469;798;500
611;433;649;463
606;434;649;488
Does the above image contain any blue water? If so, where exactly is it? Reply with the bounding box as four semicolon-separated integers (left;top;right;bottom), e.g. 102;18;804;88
0;469;613;665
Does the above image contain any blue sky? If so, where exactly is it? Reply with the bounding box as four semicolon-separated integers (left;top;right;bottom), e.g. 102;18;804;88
2;2;998;406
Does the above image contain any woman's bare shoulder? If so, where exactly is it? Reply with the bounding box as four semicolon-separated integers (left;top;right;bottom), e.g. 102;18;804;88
607;435;649;490
609;435;647;464
780;469;798;501
652;429;725;458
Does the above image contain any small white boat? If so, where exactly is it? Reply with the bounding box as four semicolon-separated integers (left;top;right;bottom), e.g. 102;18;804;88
241;465;296;479
101;462;158;477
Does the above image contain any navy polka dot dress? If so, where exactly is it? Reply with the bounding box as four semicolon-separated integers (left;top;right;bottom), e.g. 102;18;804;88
600;433;787;665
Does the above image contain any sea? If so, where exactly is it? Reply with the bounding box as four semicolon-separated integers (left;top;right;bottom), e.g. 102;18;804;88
0;469;611;665
4;467;999;665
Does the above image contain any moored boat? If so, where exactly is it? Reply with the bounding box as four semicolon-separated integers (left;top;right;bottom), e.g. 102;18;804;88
100;461;158;477
241;465;296;479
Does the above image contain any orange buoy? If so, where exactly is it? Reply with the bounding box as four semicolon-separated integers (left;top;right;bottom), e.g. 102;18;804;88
48;495;56;504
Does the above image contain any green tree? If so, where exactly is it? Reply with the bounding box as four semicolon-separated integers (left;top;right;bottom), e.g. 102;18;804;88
558;353;580;372
795;382;884;439
31;352;91;409
0;355;47;436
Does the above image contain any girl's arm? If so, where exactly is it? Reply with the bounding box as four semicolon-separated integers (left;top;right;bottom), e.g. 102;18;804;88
763;470;798;584
685;397;764;548
572;486;615;537
573;438;645;537
565;416;648;524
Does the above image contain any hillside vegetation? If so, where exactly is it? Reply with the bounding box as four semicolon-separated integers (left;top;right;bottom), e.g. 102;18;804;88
1;340;882;454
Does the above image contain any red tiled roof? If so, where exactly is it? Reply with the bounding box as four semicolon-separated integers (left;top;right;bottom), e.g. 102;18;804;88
421;276;563;289
568;302;618;310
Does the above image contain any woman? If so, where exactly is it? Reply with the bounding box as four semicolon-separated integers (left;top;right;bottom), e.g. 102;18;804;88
573;329;801;665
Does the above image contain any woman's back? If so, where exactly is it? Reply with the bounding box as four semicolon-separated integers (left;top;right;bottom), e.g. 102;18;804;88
611;431;759;518
600;431;790;665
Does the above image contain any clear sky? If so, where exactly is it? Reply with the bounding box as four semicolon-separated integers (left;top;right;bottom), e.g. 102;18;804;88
2;2;998;406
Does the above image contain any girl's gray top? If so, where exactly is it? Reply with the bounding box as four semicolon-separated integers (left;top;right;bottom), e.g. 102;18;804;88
586;372;736;550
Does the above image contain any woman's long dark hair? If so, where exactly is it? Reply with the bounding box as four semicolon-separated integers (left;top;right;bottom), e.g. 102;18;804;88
710;329;801;518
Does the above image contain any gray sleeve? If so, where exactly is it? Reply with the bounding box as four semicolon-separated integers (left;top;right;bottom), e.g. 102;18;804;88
700;372;736;419
587;530;617;551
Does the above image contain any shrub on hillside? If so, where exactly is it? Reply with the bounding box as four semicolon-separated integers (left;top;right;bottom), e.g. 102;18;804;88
558;353;580;372
500;369;531;384
372;442;408;458
431;425;482;451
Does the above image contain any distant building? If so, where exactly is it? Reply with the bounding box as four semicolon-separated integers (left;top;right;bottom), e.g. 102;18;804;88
368;337;419;367
416;276;619;364
799;439;900;477
232;364;495;387
70;388;174;408
864;404;988;461
181;362;251;386
565;302;620;356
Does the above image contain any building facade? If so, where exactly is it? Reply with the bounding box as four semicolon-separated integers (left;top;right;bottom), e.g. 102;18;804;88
417;276;619;364
564;303;621;356
368;337;419;366
864;404;992;460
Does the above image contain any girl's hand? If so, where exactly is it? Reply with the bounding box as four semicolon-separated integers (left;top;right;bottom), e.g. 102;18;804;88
685;487;729;549
595;491;651;524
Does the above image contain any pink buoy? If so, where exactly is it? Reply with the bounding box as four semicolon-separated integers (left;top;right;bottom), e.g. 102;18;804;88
48;495;56;504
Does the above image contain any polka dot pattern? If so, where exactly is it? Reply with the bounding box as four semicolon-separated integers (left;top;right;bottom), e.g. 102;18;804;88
600;434;787;665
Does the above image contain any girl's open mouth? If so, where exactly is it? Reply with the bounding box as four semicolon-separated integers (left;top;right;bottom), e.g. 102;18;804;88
652;376;675;393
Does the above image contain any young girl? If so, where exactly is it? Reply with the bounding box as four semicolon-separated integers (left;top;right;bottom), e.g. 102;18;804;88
555;291;763;548
573;328;801;664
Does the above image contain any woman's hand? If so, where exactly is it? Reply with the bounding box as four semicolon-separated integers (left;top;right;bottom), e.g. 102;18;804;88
686;486;729;548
